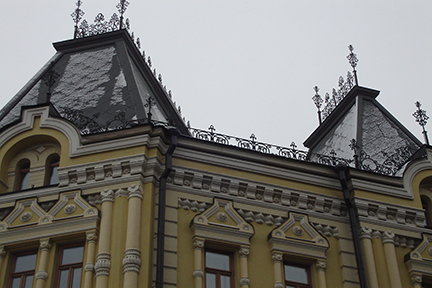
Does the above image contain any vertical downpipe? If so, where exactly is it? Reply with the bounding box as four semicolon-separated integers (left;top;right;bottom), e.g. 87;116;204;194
335;164;368;288
156;128;179;288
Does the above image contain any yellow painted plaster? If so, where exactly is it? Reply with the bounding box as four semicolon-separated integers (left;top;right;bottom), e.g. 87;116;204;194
248;223;274;287
325;236;343;288
372;237;390;287
177;208;198;288
138;182;156;288
395;246;412;288
109;195;128;288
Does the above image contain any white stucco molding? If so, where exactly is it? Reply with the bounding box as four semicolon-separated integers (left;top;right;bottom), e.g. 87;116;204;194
0;105;167;158
403;146;432;197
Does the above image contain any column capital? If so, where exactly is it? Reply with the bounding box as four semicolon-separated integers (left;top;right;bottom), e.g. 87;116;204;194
271;251;283;263
39;238;52;252
101;189;114;203
410;272;422;286
359;227;372;240
86;230;98;243
193;238;205;249
382;231;396;244
239;246;250;257
316;260;326;272
128;185;143;200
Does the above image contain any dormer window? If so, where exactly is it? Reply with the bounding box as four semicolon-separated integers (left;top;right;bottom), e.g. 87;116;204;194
16;160;30;191
46;155;60;185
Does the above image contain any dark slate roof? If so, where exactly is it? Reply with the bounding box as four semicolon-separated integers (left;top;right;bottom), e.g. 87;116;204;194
304;86;422;174
0;30;189;135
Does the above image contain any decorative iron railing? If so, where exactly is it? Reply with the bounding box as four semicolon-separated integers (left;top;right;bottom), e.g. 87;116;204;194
189;125;416;177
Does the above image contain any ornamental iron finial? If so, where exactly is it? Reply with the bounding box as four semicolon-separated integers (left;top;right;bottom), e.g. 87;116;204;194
144;97;156;121
42;62;60;103
346;45;359;85
116;0;130;29
312;86;323;125
413;101;430;145
71;0;85;39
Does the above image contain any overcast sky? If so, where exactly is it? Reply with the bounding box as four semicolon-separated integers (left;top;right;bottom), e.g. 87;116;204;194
1;1;431;150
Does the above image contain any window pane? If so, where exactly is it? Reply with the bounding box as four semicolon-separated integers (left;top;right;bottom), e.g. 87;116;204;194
50;166;59;185
286;286;295;288
24;275;34;288
206;273;216;288
15;253;37;272
221;275;231;288
71;268;82;288
62;246;84;265
19;172;30;190
11;278;21;288
285;264;309;284
59;270;69;288
206;252;230;271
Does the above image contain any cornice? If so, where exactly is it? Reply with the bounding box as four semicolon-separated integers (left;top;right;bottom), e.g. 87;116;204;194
174;146;342;190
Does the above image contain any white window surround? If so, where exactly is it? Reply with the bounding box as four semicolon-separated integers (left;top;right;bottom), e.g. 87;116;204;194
268;212;329;288
190;198;254;288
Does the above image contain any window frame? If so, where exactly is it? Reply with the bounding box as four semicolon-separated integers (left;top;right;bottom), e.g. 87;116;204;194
53;242;85;288
204;249;235;288
7;250;38;288
284;262;312;288
15;159;31;191
45;154;60;186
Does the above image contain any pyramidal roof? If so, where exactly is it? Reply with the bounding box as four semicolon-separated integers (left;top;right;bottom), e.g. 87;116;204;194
304;86;422;174
0;30;189;135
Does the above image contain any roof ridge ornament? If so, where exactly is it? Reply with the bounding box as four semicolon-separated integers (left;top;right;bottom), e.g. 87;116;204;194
346;44;359;85
71;0;131;39
71;1;85;39
413;101;430;145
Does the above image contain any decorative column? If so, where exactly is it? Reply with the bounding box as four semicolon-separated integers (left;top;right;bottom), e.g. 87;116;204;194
239;246;250;288
271;251;284;288
359;227;379;288
410;272;422;288
315;260;327;288
382;231;402;288
83;230;98;288
35;238;52;288
0;246;6;272
123;185;143;288
95;189;114;288
193;238;205;288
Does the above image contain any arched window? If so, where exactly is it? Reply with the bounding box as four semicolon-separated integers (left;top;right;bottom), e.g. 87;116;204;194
16;160;30;191
46;155;60;185
421;196;432;228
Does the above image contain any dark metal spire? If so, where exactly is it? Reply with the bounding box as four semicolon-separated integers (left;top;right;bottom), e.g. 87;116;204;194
346;45;359;86
413;101;430;145
116;0;130;29
312;86;323;125
71;0;85;39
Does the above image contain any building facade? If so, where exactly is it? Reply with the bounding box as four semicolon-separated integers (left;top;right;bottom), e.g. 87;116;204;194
0;13;432;288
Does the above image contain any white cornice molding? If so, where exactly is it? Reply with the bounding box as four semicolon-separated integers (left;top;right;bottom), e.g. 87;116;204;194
0;106;169;159
174;147;342;190
404;147;432;196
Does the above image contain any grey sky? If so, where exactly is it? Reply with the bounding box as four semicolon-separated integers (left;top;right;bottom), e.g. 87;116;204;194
1;1;431;150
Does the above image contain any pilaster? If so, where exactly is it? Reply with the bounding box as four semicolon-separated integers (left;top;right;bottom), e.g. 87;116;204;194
35;238;52;288
382;231;402;288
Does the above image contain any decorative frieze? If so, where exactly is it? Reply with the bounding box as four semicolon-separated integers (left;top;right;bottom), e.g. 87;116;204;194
171;169;346;215
312;223;339;238
355;198;425;228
